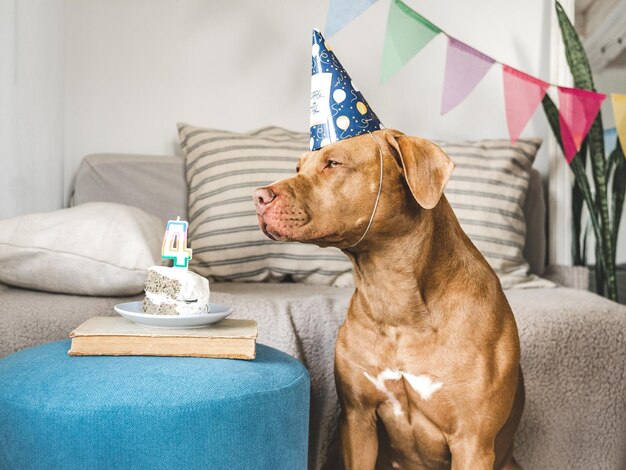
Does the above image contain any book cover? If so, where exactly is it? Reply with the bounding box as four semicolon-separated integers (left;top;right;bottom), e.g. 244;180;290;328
68;316;257;359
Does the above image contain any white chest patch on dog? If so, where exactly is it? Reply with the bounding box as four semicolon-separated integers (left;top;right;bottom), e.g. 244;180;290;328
364;370;404;416
401;372;443;400
363;369;443;415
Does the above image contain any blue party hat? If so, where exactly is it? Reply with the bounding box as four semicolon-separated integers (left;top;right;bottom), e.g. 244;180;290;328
310;29;383;151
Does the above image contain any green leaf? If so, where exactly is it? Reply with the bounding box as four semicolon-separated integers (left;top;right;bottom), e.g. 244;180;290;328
581;220;589;263
611;143;626;273
554;1;596;90
571;140;587;265
555;1;616;300
607;143;617;179
595;244;605;296
587;119;615;299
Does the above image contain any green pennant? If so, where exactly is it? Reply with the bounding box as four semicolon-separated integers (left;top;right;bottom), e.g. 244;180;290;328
381;0;441;83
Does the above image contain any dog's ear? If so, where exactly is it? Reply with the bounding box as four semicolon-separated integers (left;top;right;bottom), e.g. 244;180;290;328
387;134;455;210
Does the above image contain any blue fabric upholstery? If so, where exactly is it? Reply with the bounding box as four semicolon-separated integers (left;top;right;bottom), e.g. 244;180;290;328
0;340;310;470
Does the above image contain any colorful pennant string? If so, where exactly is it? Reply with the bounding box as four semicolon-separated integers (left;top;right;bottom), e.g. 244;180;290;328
326;0;623;162
325;0;379;38
381;0;441;83
557;87;606;162
502;65;550;144
441;37;495;115
611;93;626;155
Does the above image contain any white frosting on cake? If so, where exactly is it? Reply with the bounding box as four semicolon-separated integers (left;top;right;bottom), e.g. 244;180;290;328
145;266;210;315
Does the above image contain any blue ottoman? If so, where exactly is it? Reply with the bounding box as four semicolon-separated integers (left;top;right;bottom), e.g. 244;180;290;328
0;340;310;470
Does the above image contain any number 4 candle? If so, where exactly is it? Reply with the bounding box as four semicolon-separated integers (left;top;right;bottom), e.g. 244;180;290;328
162;217;192;268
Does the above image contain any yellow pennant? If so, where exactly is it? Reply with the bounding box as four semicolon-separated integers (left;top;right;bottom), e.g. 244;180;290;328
611;93;626;156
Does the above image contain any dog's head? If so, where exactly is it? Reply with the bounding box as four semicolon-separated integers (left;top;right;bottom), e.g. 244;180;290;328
254;129;454;249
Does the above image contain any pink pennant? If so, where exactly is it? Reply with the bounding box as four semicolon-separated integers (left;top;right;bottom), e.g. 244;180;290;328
502;65;550;144
558;86;606;162
441;37;495;115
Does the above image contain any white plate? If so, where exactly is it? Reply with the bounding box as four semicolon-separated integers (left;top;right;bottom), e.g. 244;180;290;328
114;301;233;329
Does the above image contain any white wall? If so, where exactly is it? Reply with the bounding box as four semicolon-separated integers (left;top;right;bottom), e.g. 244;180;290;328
0;0;64;219
9;0;595;264
63;0;555;194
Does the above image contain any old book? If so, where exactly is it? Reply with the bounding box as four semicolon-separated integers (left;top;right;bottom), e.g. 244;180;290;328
68;317;257;359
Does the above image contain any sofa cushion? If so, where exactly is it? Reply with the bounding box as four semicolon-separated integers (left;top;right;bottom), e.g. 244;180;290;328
0;203;163;296
523;169;546;276
69;153;547;277
178;124;354;286
70;153;188;225
179;124;549;288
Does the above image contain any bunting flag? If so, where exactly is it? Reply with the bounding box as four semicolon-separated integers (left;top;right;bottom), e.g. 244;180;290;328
324;1;626;164
558;87;606;162
381;0;441;83
325;0;378;37
502;65;550;144
611;93;626;156
441;37;494;115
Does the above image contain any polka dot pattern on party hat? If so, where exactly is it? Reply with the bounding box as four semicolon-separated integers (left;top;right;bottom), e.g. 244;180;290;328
309;29;382;151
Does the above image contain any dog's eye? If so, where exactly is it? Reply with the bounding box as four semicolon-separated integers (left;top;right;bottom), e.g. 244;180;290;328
296;164;300;173
326;160;340;169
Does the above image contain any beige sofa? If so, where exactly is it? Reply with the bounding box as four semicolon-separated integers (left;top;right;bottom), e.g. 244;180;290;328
2;154;625;469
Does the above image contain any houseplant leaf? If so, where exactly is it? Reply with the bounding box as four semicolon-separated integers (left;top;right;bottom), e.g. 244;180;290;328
611;143;626;265
554;1;616;299
571;140;587;264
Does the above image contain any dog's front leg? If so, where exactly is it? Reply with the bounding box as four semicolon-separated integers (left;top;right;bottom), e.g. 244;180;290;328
339;406;378;470
449;437;496;470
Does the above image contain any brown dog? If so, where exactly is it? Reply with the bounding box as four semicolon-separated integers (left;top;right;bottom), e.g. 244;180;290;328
254;129;524;470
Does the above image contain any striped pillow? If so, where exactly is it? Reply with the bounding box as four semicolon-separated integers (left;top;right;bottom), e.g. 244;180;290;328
179;124;547;288
439;138;551;288
178;124;354;286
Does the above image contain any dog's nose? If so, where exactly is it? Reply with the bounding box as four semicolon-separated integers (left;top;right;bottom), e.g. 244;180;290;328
254;187;276;215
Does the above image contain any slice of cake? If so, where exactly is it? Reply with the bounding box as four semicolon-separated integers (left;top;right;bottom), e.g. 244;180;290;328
142;266;210;316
